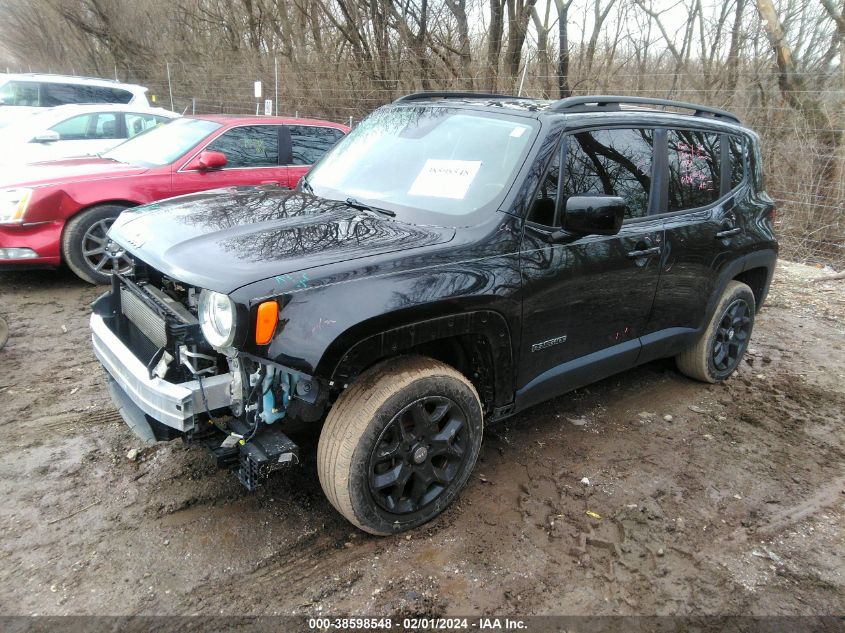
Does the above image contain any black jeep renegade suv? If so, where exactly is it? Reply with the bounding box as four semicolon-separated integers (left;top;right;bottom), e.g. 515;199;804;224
90;94;777;534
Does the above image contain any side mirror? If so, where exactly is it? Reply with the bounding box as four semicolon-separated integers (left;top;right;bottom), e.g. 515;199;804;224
187;150;227;171
32;130;60;143
564;195;626;236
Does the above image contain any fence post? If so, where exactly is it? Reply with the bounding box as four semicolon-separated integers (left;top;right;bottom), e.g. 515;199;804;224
166;62;174;111
274;56;280;116
518;55;530;97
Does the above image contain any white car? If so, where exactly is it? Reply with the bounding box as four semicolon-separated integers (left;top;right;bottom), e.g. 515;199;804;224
0;104;178;166
0;73;151;129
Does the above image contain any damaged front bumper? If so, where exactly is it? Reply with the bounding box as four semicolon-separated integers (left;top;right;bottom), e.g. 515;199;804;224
90;311;234;433
90;303;301;490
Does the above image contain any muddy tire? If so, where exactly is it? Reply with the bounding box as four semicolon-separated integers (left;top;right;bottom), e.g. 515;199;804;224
317;355;483;535
676;280;756;383
62;204;134;284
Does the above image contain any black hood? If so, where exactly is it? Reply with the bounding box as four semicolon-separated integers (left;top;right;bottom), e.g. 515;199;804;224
109;187;455;294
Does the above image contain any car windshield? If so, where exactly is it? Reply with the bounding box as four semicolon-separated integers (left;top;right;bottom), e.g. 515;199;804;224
103;118;221;167
307;106;538;225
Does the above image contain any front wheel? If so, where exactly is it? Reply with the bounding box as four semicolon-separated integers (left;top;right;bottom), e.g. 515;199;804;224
676;280;756;383
62;204;134;284
317;356;483;535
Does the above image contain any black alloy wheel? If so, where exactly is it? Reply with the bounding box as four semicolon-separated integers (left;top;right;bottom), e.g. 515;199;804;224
712;298;752;373
368;396;468;514
317;356;483;534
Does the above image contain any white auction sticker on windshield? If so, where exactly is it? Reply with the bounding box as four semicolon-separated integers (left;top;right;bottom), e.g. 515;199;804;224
408;159;482;199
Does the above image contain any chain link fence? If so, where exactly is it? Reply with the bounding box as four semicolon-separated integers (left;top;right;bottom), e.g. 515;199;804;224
7;58;845;266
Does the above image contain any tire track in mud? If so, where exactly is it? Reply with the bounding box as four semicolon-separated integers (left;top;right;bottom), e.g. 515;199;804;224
5;408;122;437
0;408;123;460
166;527;379;613
717;474;845;545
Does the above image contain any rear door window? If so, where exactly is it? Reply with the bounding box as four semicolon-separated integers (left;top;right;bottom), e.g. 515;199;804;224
41;83;133;106
288;125;345;165
561;128;654;220
667;130;721;211
206;125;280;168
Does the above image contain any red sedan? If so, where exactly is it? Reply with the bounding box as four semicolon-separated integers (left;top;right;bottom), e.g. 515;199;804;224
0;115;348;283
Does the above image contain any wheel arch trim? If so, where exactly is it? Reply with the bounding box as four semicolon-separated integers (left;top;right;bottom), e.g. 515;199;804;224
706;247;777;323
324;310;515;408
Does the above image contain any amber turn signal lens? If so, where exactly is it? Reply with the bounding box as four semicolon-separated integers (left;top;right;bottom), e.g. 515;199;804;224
255;301;279;345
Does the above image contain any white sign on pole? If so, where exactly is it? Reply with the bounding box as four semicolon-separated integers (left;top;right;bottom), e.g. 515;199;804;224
254;81;262;99
264;99;273;116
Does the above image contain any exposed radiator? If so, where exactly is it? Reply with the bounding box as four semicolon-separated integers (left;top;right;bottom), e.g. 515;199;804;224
120;287;168;349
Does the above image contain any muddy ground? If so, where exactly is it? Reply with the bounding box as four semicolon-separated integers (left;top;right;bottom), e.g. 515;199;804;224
0;261;843;617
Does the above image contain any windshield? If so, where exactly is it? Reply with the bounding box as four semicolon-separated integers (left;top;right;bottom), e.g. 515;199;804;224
307;106;537;225
103;118;221;167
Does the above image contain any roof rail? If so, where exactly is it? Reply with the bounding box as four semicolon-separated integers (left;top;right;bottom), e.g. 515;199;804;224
395;91;529;103
549;95;740;124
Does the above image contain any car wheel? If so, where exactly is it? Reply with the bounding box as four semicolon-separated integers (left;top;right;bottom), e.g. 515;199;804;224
676;280;756;383
62;204;134;285
317;355;483;535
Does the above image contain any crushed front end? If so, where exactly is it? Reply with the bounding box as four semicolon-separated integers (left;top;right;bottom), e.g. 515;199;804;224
90;263;317;490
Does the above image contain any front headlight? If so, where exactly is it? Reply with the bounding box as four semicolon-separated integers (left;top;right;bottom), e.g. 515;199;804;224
198;289;237;348
0;188;33;224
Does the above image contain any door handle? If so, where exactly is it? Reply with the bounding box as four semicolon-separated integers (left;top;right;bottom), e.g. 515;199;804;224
260;180;281;186
715;227;742;239
627;246;661;259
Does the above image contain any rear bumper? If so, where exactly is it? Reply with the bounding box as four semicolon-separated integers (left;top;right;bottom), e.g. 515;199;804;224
90;311;234;432
0;221;63;266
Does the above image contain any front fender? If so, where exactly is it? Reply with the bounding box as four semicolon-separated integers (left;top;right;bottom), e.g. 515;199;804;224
231;247;523;398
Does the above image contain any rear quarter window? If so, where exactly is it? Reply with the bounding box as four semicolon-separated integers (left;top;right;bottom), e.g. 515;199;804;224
729;134;746;190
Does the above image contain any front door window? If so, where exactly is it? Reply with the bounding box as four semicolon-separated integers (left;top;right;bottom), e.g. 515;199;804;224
206;125;280;168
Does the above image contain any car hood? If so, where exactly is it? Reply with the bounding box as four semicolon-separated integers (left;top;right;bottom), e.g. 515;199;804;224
108;187;456;294
0;156;149;188
0;106;38;130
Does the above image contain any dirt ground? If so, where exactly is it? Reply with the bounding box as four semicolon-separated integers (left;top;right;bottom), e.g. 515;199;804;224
0;260;843;617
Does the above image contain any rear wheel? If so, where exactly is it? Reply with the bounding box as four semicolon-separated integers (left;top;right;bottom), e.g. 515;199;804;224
62;204;134;284
676;280;756;383
317;356;483;535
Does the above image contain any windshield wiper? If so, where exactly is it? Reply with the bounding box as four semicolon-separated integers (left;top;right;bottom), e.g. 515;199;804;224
299;176;314;194
345;197;396;217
